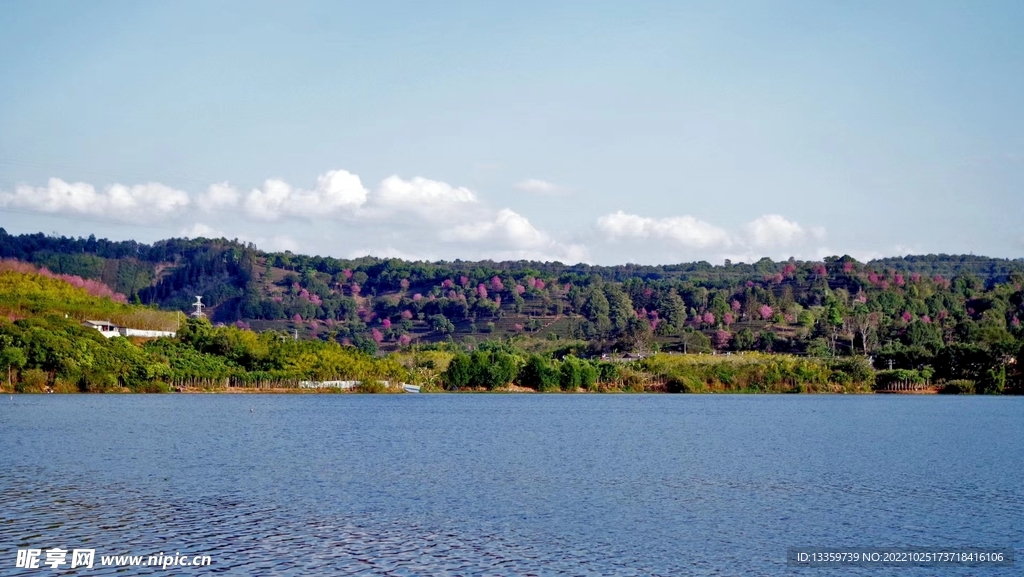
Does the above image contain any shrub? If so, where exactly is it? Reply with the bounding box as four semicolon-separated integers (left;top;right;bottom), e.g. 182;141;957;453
666;374;704;393
517;354;558;391
136;381;171;394
940;380;975;394
83;370;118;393
356;380;387;393
16;368;48;393
52;378;80;393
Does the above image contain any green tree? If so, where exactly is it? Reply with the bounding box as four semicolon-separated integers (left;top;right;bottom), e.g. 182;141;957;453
443;353;473;390
518;354;558;391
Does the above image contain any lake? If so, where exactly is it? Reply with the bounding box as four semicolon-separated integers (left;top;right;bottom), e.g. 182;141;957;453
1;394;1021;575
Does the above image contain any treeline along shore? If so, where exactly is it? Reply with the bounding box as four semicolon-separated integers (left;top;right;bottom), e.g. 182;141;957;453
0;230;1022;394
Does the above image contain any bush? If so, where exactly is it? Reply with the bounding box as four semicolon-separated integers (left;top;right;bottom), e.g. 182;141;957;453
518;355;558;391
16;368;48;393
559;356;585;391
356;380;387;393
136;381;171;394
666;374;704;393
442;353;472;390
52;378;80;393
83;370;118;393
940;379;975;394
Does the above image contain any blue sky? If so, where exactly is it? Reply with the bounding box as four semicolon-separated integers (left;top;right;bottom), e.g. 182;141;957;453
1;0;1022;264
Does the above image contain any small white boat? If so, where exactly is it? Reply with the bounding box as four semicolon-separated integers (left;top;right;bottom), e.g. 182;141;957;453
402;384;421;394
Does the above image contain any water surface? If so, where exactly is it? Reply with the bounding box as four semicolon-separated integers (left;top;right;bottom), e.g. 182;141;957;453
1;394;1021;575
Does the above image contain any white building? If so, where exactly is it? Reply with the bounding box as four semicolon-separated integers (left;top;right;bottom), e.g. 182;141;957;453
82;320;176;339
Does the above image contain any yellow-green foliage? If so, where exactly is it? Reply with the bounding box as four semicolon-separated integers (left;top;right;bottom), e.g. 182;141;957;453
392;350;455;389
16;368;48;393
640;352;874;393
0;270;176;330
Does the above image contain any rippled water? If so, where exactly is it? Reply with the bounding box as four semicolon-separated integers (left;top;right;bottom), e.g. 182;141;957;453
1;394;1021;575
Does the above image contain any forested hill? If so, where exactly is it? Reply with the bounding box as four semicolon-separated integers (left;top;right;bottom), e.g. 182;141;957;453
2;228;1022;298
1;228;1023;371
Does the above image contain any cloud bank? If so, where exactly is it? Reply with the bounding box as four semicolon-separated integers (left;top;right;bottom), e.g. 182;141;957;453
0;178;190;222
1;169;830;265
597;211;827;262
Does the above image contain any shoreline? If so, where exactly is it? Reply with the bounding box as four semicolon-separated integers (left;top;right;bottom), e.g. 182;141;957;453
5;387;969;395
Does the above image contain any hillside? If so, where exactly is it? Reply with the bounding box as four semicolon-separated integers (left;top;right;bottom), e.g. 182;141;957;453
1;229;1023;367
0;230;1021;395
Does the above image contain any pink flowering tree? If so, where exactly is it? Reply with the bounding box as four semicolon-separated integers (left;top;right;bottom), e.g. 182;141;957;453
371;328;384;343
382;318;392;330
401;310;413;320
515;284;526;295
477;284;488;299
759;305;773;321
713;330;732;350
490;276;504;291
412;293;422;301
702;311;715;326
723;313;734;326
442;279;454;289
901;311;913;322
398;334;412;346
460;275;469;287
399;278;410;291
292;314;302;323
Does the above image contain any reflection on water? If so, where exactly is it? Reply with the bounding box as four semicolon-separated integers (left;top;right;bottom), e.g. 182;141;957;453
1;395;1021;575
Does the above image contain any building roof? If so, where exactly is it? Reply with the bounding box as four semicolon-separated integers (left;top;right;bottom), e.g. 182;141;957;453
82;320;119;328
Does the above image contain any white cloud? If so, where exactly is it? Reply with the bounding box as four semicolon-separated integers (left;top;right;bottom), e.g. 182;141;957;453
375;175;477;207
197;182;241;212
0;177;189;221
346;246;436;261
452;209;588;262
514;178;562;194
4;169;588;263
743;214;820;247
597;211;732;248
595;210;832;263
180;222;227;238
244;169;368;220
